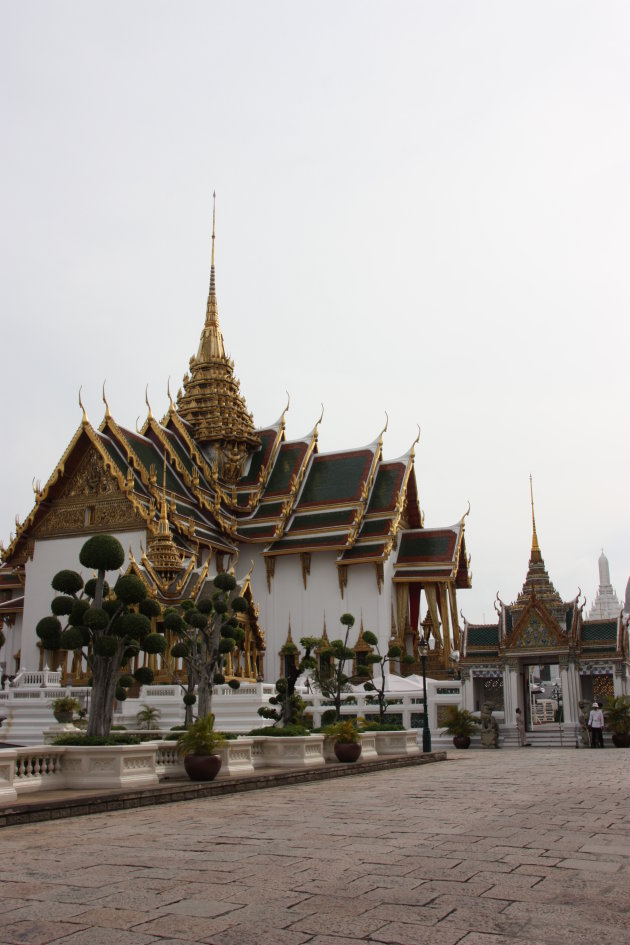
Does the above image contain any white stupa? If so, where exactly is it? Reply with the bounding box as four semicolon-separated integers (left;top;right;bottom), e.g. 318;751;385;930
587;550;622;620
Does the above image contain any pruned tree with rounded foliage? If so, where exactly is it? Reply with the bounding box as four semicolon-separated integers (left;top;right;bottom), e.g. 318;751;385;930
36;534;163;737
165;572;248;721
355;630;402;724
313;613;358;722
258;636;320;727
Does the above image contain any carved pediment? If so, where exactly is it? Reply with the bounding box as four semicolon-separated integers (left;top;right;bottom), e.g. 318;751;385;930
33;447;145;539
506;601;566;650
58;447;120;499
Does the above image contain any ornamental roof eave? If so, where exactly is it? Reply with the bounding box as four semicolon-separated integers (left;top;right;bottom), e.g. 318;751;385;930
393;514;471;586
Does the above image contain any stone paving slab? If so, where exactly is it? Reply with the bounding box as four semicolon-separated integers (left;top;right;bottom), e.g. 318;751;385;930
1;750;629;944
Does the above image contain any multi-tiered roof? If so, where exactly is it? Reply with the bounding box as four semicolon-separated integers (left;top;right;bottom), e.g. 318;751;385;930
2;206;471;605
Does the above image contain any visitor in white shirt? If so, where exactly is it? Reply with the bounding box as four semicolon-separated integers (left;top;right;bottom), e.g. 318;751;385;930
588;702;605;748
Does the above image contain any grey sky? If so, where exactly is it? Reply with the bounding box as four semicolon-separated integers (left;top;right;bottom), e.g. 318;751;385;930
2;1;628;621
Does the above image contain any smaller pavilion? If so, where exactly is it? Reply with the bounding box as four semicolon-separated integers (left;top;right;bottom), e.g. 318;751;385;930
460;481;629;739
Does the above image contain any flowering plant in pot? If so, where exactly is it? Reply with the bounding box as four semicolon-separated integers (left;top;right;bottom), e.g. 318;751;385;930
176;714;226;781
324;718;362;763
443;707;480;749
604;696;630;748
51;696;81;724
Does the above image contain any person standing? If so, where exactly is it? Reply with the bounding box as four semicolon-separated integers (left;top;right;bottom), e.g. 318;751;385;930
588;701;605;748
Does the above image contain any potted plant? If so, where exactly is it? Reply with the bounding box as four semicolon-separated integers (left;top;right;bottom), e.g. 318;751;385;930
604;696;630;748
443;707;480;749
176;714;226;781
324;718;362;763
51;695;81;724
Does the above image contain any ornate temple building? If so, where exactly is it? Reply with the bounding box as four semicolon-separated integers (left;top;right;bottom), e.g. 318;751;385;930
0;203;472;689
460;485;630;738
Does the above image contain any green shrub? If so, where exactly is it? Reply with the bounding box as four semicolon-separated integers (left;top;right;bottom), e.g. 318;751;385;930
52;733;142;746
79;535;125;572
247;724;310;737
51;570;84;595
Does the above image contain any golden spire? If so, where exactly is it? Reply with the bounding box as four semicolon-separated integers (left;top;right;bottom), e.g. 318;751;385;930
529;474;541;563
176;193;260;472
197;191;225;361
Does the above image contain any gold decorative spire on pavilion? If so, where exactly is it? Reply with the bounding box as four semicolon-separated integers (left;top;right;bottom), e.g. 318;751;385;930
529;474;541;563
177;194;260;480
146;458;184;581
512;478;564;617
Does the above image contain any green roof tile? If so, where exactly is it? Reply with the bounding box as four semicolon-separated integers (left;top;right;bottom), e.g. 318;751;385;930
298;450;373;507
265;442;308;495
367;463;405;513
288;509;355;532
467;625;499;647
581;622;617;643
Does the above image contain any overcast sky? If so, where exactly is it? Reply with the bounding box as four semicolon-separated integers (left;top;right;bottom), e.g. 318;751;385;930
1;1;628;621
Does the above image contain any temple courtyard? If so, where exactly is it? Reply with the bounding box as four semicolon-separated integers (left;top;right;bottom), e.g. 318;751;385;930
1;749;629;945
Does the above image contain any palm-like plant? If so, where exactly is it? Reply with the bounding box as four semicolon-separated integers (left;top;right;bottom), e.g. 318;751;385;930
443;707;480;738
604;696;630;744
176;714;225;757
136;703;161;730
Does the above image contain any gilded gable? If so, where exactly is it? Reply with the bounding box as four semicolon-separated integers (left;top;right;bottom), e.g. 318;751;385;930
34;447;145;539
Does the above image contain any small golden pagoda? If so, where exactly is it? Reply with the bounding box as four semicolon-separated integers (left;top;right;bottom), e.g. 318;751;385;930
176;195;260;480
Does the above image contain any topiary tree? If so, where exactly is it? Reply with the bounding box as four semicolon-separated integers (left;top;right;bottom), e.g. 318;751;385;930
355;630;402;724
258;636;320;727
164;572;248;721
36;534;164;737
312;613;357;721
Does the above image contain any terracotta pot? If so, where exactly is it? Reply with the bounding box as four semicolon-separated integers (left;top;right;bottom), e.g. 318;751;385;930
453;736;471;749
611;733;630;748
184;753;222;781
333;742;361;763
53;711;74;724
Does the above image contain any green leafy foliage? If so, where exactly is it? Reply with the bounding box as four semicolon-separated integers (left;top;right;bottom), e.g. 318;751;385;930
51;595;75;616
93;636;119;657
214;572;236;592
324;718;360;744
79;535;125;572
84;578;110;599
176;714;225;756
114;574;147;605
248;724;310;737
142;633;168;655
52;733;142;746
60;627;84;650
51;570;84;595
139;598;162;618
83;608;110;631
134;667;155;686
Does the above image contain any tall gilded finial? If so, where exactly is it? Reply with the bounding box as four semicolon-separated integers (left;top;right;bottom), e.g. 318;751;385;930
102;380;111;420
209;190;216;298
78;386;88;426
529;474;541;562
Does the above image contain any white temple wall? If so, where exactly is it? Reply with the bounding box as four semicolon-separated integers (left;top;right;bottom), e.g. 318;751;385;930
244;547;394;681
19;530;147;670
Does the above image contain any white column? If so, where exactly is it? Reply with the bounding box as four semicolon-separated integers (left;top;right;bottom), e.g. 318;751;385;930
502;661;518;725
559;659;579;724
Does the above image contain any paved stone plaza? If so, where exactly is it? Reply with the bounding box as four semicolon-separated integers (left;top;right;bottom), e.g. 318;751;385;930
1;749;629;945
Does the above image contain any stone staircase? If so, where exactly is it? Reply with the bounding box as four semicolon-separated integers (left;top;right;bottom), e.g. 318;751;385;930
503;724;582;749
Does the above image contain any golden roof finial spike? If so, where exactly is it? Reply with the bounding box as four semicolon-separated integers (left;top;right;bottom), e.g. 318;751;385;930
167;377;174;412
102;380;111;420
529;474;541;560
209;190;217;299
145;385;153;422
78;386;88;426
